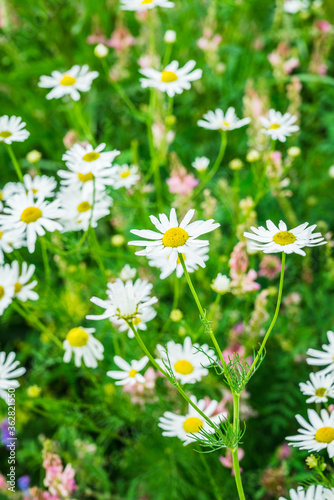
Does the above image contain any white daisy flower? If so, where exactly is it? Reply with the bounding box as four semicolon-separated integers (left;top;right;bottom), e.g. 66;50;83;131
197;107;251;132
158;396;227;446
211;274;231;294
107;355;149;385
192;157;210;172
38;65;99;101
260;109;299;142
140;60;202;98
58;163;117;196
283;0;309;14
63;327;104;368
0;226;26;264
0;351;26;402
0;116;30;144
113;305;157;338
307;331;334;376
156;336;216;384
129;208;220;267
0;182;24;209
62;143;120;170
148;246;209;280
119;264;137;281
120;0;174;10
57;187;112;232
286;409;334;458
23;174;57;199
110;164;140;190
243;220;326;256
279;485;324;500
0;191;63;253
87;278;158;323
11;261;38;302
0;263;16;316
300;372;334;404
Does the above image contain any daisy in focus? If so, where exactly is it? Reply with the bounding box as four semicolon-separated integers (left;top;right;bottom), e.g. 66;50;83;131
307;331;334;376
87;278;158;323
38;65;99;101
62;143;120;170
0;191;63;253
139;60;202;98
63;327;104;368
158;396;227;446
0;115;30;144
11;261;39;302
129;208;219;271
107;356;149;385
0;263;16;315
286;408;334;458
243;220;326;256
110;164;140;190
279;485;324;500
197;107;251;132
299;372;334;404
0;226;25;264
148;246;209;280
156;336;216;384
120;0;174;10
260;109;299;142
0;351;26;402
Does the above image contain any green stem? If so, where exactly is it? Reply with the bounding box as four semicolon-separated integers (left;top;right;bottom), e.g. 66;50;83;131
247;252;286;380
161;275;180;334
72;102;96;146
40;237;51;285
88;227;106;279
231;394;246;500
197;445;223;500
194;131;227;198
6;144;24;182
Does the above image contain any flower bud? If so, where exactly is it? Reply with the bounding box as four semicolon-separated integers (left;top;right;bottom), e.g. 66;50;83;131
164;30;176;44
94;43;109;58
26;150;42;164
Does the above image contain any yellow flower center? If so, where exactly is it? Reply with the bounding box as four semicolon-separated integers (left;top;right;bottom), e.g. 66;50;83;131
21;206;42;224
82;152;100;162
66;327;89;347
77;201;91;213
315;427;334;444
60;75;76;86
269;123;281;129
161;70;178;83
183;417;203;434
162;227;189;248
0;286;4;300
142;0;153;3
14;282;22;294
273;231;296;246
0;192;3;200
315;388;327;397
32;188;38;194
174;360;194;375
133;317;142;326
0;231;3;239
223;121;230;127
78;172;94;183
0;131;12;138
129;369;138;377
120;170;130;179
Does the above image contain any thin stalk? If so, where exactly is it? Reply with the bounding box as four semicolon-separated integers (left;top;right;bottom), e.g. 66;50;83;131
6;144;24;182
40;237;51;285
193;131;227;198
231;394;246;500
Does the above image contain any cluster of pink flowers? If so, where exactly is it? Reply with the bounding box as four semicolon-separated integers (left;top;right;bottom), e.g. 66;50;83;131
87;27;136;52
28;453;77;500
229;242;260;294
268;42;300;77
259;255;282;280
166;167;199;196
197;28;222;52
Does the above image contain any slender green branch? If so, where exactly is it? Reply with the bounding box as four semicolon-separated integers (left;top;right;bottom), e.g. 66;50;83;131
231;394;246;500
6;144;24;182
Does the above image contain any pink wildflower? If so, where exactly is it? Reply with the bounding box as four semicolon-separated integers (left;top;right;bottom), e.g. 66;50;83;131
219;448;245;475
259;255;282;280
166;167;199;196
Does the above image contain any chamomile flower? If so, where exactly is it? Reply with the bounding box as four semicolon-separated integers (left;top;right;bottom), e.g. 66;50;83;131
279;485;324;500
57;187;112;232
243;220;326;256
63;327;104;368
148;246;209;280
307;331;334;376
87;278;158;323
107;356;149;385
156;336;216;384
286;409;334;458
11;261;39;302
38;65;99;101
62;143;120;170
58;163;117;195
139;60;202;98
158;396;227;446
0;116;30;144
113;305;157;338
110;164;140;189
211;274;231;294
0;182;23;209
192;157;210;172
0;351;26;402
0;263;16;315
121;0;174;10
0;226;25;264
23;174;57;199
119;264;137;281
197;107;251;132
300;372;334;404
0;191;63;253
260;109;299;142
129;208;220;268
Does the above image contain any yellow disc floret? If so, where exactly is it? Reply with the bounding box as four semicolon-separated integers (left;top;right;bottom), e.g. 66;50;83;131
142;0;153;3
66;327;89;347
174;360;194;375
77;201;92;213
269;123;281;129
21;206;42;224
78;172;94;182
0;131;12;138
120;170;130;179
315;426;334;443
0;231;3;239
82;152;100;162
161;71;178;83
0;286;4;300
60;75;76;86
315;388;327;397
14;282;22;294
129;369;138;377
162;227;189;248
183;417;203;433
273;231;296;246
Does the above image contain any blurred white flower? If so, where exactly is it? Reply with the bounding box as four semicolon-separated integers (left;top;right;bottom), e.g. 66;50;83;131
0;116;30;144
38;65;99;101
